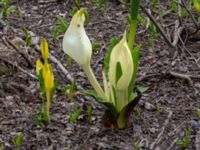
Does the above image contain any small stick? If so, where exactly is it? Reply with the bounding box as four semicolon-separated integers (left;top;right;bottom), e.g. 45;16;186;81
172;20;184;46
150;110;173;150
166;138;178;150
2;37;33;68
169;71;192;85
48;54;83;90
0;57;37;79
140;5;174;48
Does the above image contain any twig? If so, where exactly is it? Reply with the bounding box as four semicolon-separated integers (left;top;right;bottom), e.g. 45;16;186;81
0;57;37;79
48;54;83;90
140;5;175;48
172;20;184;47
166;138;178;150
169;71;192;85
150;110;173;150
2;36;33;68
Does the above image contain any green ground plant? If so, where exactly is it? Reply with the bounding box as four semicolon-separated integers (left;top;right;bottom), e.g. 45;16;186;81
13;132;23;148
61;79;76;102
0;0;16;18
87;105;93;124
176;126;192;149
69;107;83;123
196;108;200;119
52;16;69;41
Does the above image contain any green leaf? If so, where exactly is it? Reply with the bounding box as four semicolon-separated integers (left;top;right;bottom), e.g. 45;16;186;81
69;107;83;123
197;108;200;119
6;5;16;16
14;132;23;147
92;42;101;52
171;2;178;13
130;92;138;101
150;0;159;9
82;8;89;26
131;0;140;20
103;37;119;75
138;86;149;93
181;8;187;17
128;45;140;100
3;0;9;10
52;16;69;40
137;15;146;26
24;29;32;46
115;62;122;84
83;90;119;117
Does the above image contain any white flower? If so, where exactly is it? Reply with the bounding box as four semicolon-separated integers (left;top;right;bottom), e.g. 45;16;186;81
108;32;133;90
62;9;92;67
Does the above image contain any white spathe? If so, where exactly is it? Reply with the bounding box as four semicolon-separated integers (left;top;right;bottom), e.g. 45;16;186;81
62;9;92;67
108;32;133;90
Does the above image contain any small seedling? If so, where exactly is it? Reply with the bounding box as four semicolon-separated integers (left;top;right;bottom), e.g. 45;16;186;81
66;56;73;67
0;0;16;18
24;28;32;46
87;105;93;124
75;0;82;9
196;108;200;120
13;132;23;148
61;79;76;102
176;125;192;149
134;142;143;150
52;16;69;41
92;42;102;53
150;0;159;10
92;0;108;11
156;103;161;115
134;107;142;119
69;107;83;123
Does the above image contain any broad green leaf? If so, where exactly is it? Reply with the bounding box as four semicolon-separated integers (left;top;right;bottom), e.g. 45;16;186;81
83;90;119;117
131;0;140;20
103;37;119;75
128;45;140;100
115;62;123;84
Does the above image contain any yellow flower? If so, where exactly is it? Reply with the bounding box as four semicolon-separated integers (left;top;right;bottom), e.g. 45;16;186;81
108;32;133;90
36;59;43;75
42;63;54;92
41;38;49;63
62;8;92;67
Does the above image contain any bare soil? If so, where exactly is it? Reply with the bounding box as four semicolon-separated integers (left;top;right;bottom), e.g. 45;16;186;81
0;0;200;150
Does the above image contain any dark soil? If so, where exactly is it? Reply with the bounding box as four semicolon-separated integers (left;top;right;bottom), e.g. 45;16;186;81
0;0;200;150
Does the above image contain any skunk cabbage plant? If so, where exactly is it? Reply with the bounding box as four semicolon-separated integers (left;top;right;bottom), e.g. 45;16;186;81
62;0;141;129
36;39;55;124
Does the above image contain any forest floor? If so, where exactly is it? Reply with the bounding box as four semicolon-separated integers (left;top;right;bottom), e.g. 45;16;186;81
0;0;200;150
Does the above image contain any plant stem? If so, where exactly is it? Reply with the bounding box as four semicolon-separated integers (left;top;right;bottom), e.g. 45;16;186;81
128;19;137;50
46;92;51;123
83;66;106;98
